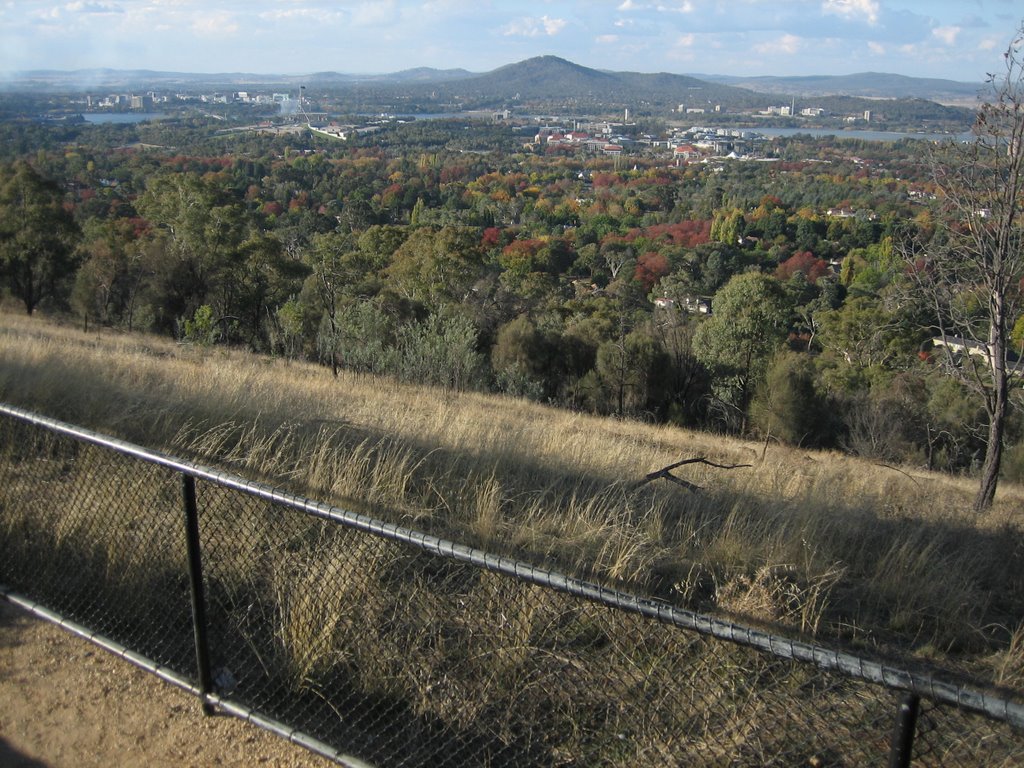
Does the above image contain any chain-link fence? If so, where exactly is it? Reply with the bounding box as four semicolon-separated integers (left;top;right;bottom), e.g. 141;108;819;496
1;402;1022;767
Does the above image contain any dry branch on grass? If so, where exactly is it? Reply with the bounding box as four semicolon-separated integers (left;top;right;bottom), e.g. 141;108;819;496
872;462;922;487
3;311;1024;685
637;456;753;492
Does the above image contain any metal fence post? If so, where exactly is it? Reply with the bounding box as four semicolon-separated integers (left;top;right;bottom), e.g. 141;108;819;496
888;693;921;768
182;473;215;715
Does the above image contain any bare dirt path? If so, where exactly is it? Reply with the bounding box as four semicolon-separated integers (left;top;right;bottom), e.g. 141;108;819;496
0;601;337;768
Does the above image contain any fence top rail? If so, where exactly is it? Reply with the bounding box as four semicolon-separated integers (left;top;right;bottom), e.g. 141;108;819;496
3;401;1023;730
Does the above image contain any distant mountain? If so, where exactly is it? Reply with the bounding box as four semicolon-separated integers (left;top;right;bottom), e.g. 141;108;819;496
5;66;478;92
8;68;308;89
3;59;976;127
304;67;476;84
6;61;979;103
302;72;356;84
415;56;975;126
461;55;621;96
692;72;984;104
422;55;757;110
381;67;475;83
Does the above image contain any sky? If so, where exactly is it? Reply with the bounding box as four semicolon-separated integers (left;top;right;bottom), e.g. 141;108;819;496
1;0;1020;82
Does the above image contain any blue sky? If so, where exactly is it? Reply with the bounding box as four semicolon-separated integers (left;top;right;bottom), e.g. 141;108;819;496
1;0;1020;82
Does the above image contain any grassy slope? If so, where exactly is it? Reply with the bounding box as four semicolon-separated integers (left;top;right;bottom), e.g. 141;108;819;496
1;309;1022;687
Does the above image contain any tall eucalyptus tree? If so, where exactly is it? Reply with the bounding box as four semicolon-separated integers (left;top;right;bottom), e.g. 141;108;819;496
902;23;1024;511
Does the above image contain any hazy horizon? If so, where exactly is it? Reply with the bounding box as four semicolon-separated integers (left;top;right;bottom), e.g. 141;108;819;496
1;1;1019;84
1;58;991;86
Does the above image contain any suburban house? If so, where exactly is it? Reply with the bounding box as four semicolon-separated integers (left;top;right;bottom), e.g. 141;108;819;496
673;144;699;165
930;336;1024;378
655;296;712;314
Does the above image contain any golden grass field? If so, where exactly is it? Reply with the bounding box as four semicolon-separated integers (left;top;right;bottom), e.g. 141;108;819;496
2;308;1023;690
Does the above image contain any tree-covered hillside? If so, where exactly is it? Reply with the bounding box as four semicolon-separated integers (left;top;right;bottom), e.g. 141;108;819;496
0;82;1020;500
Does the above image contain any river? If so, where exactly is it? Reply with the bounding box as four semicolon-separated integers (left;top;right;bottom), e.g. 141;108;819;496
81;113;168;124
752;127;972;142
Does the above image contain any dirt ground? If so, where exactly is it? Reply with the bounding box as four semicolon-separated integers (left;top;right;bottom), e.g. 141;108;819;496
0;600;339;768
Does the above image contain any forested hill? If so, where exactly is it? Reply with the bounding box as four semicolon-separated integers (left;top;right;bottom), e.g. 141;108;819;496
7;57;975;124
696;71;983;104
405;56;972;124
399;55;770;111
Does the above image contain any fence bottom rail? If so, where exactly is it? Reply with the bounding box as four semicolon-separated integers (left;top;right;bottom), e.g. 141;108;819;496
1;403;1022;767
0;587;372;768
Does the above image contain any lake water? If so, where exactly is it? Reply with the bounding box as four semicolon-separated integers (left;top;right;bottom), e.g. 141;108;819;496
78;110;969;142
754;127;973;143
82;113;168;124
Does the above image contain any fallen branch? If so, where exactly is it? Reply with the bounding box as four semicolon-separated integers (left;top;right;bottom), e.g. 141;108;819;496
637;456;753;492
872;462;921;487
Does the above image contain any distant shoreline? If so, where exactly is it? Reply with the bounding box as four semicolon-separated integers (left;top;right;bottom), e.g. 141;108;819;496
81;112;167;124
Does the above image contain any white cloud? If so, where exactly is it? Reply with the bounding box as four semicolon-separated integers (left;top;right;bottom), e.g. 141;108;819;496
351;0;398;26
65;1;123;14
822;0;879;26
191;10;237;37
419;0;477;11
1;0;1009;81
26;0;125;25
932;26;960;46
258;6;342;23
542;15;567;35
503;14;567;37
617;0;691;12
32;6;64;21
755;33;802;55
502;17;533;36
657;1;693;12
666;31;696;61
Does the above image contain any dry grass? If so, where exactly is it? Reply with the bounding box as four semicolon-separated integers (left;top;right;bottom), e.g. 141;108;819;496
2;310;1023;681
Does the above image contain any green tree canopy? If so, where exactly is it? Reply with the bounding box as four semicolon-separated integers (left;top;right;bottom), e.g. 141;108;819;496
693;271;791;429
0;161;80;314
136;172;252;332
385;225;486;310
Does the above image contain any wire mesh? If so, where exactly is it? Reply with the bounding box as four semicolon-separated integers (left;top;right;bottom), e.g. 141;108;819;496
1;406;1022;767
0;418;196;676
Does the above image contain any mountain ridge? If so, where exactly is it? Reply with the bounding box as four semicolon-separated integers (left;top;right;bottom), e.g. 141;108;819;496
692;71;983;104
5;58;982;103
0;57;981;126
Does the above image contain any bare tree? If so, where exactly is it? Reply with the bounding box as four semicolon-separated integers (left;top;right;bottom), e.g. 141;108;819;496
902;22;1024;511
